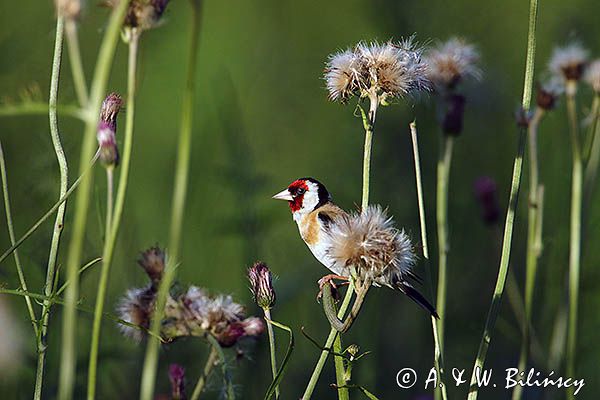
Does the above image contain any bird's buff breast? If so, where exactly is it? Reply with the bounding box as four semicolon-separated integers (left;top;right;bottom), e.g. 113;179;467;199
296;213;345;276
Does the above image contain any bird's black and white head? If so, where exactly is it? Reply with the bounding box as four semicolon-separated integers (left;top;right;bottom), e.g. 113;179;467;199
272;178;331;219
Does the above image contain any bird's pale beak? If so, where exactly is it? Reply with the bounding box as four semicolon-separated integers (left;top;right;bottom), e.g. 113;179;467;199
272;189;293;201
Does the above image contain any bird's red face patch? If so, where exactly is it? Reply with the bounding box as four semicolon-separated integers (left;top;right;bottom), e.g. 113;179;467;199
287;180;309;213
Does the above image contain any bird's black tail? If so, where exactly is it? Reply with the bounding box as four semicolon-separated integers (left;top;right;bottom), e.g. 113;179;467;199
396;282;439;319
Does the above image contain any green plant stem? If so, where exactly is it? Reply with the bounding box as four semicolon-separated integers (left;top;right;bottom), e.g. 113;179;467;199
57;1;130;399
435;134;453;351
409;122;447;400
264;308;280;399
468;1;537;398
565;81;582;400
105;167;114;237
513;108;544;400
333;334;349;400
87;29;140;400
139;3;203;399
0;151;99;265
583;94;600;211
0;103;85;120
190;346;219;400
34;15;68;400
65;19;89;106
0;142;39;335
303;280;355;400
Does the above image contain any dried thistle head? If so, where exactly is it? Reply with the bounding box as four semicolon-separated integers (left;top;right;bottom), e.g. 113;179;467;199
425;37;481;90
584;59;600;93
137;245;165;288
536;77;564;111
549;43;589;82
247;262;276;309
325;205;416;284
105;0;170;31
97;92;123;167
324;38;430;103
54;0;82;19
116;285;156;342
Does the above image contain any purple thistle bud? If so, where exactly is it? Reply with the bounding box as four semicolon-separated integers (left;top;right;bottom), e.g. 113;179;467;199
97;93;123;167
168;364;186;400
247;262;276;309
474;176;501;225
442;94;466;136
137;245;165;289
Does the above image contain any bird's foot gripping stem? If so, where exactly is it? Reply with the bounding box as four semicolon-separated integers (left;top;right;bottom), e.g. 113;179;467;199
321;275;372;333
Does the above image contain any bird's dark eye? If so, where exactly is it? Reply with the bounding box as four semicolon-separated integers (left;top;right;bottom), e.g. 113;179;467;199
296;188;306;195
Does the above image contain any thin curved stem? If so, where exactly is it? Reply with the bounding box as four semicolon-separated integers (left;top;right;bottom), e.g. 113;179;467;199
565;81;582;400
58;1;130;398
65;19;88;106
435;134;453;352
302;280;355;400
35;15;68;400
87;29;140;400
513;108;544;400
468;1;538;398
0;142;39;336
409;121;447;400
190;346;219;400
263;308;280;399
140;3;203;399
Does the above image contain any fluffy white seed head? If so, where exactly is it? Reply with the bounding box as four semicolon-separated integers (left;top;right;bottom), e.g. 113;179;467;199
584;59;600;93
324;38;430;102
326;205;416;283
425;37;481;90
116;286;155;342
548;43;589;81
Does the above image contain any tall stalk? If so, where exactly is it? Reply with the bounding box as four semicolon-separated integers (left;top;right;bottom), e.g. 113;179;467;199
435;134;453;350
512;107;544;400
264;308;280;399
467;0;538;398
565;80;582;400
58;2;130;399
190;346;219;400
87;28;140;400
0;142;39;335
409;122;447;400
140;3;203;399
34;15;68;400
65;19;89;107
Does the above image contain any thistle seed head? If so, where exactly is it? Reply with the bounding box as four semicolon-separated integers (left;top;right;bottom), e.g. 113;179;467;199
324;38;430;103
425;37;481;90
97;92;123;167
326;205;416;284
584;59;600;93
106;0;170;31
536;78;564;111
116;285;156;342
549;43;589;82
247;262;276;309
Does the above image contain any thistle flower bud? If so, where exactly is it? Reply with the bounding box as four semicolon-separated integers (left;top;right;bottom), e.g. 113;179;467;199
474;176;500;225
326;205;416;285
584;59;600;94
248;262;276;309
97;92;123;167
425;37;481;91
169;364;186;400
325;38;430;103
137;246;165;288
549;43;589;82
536;78;563;111
55;0;81;20
442;94;466;135
106;0;170;31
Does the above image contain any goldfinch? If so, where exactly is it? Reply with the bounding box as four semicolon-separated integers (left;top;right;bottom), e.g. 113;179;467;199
273;177;438;317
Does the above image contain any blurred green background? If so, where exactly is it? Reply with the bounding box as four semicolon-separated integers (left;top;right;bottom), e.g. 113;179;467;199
1;0;600;398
